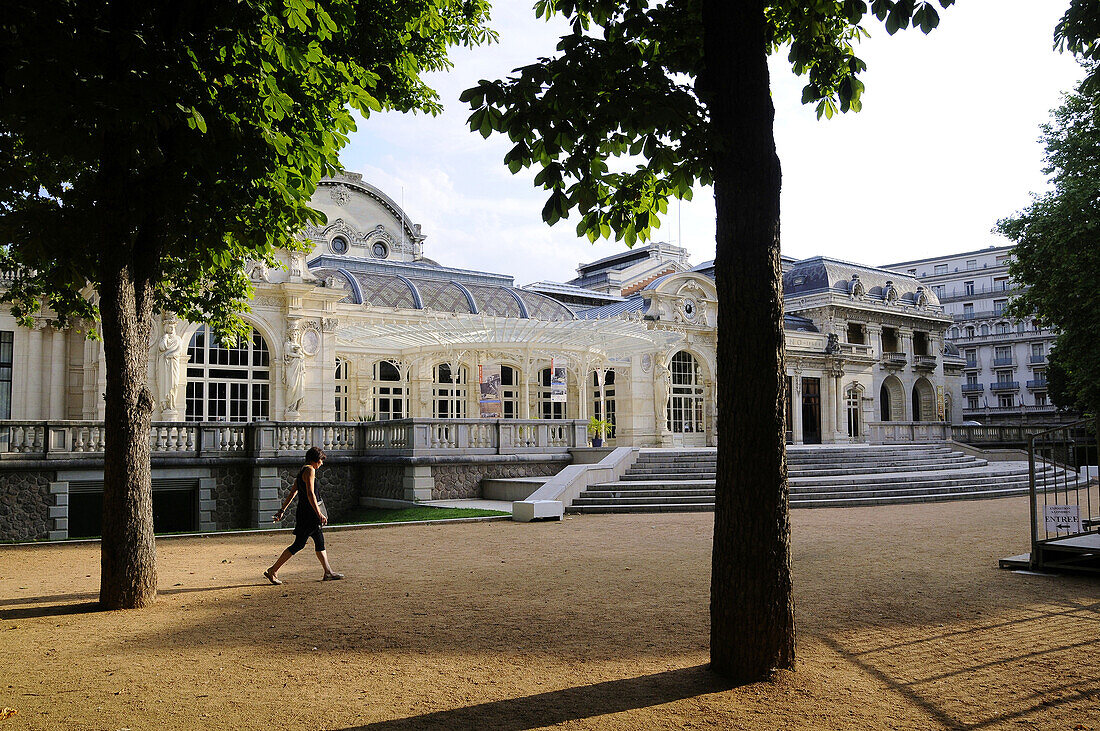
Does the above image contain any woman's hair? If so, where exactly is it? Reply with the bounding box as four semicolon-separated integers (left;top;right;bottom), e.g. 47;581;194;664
305;446;326;464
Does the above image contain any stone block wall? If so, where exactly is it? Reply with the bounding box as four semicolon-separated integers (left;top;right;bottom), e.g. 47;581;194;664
431;460;566;500
273;462;361;529
359;465;405;501
0;472;52;542
210;466;250;530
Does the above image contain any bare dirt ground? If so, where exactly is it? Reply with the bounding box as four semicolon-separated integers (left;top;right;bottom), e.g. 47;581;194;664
1;495;1099;730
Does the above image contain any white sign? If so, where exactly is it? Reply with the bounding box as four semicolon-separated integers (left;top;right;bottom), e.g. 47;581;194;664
1044;505;1081;534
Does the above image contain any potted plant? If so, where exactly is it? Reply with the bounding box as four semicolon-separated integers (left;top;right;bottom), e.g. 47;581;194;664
587;416;612;447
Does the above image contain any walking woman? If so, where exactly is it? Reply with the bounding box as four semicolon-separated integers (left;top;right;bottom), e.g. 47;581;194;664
264;446;344;584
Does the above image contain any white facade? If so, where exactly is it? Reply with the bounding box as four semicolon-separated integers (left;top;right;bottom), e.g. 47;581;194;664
0;172;962;446
884;245;1061;424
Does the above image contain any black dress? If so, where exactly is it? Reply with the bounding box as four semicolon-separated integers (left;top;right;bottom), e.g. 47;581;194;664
292;466;321;536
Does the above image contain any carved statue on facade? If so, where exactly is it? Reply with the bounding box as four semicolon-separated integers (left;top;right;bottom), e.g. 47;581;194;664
156;317;184;413
655;358;672;433
283;322;306;414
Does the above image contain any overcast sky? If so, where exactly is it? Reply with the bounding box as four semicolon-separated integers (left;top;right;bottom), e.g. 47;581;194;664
340;2;1083;286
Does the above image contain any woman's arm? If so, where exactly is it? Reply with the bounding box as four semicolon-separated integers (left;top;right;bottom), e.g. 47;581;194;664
273;484;298;523
303;465;327;525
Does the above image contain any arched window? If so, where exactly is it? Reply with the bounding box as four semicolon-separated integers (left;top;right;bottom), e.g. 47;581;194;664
879;376;904;422
335;358;350;420
880;383;891;422
996;322;1009;335
980;324;990;336
965;326;975;338
669;351;704;433
433;363;468;419
539;367;567;419
912;378;935;422
374;361;408;421
592;370;616;438
846;386;861;438
949;326;959;339
185;325;270;421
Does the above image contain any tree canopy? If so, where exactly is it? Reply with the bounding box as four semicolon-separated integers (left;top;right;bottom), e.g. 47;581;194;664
998;70;1100;414
464;0;951;681
0;0;493;609
0;0;493;335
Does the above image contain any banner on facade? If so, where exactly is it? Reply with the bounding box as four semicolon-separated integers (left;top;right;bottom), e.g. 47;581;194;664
479;363;503;418
550;358;567;404
936;385;946;421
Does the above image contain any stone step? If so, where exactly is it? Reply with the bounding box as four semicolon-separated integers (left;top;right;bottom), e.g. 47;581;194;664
622;472;716;480
581;488;717;499
569;503;716;514
573;494;716;506
790;466;1053;488
790;486;1034;508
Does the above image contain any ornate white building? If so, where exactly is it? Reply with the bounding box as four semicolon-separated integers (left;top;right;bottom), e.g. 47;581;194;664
0;172;963;447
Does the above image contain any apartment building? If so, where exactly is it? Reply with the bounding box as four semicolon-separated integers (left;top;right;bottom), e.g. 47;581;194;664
883;245;1064;425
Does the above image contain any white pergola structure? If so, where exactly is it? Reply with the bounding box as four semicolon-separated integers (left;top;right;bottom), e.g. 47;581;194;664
335;311;686;423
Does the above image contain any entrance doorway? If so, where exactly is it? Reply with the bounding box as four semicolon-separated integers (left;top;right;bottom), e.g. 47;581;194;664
802;377;821;444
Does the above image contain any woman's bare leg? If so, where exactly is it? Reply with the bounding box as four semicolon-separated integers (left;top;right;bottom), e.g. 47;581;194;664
315;550;335;574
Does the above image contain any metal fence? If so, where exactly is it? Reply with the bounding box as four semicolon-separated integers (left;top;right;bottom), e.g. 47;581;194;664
1028;417;1100;572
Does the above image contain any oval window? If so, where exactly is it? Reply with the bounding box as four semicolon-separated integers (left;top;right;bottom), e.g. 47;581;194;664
372;242;388;258
331;236;349;254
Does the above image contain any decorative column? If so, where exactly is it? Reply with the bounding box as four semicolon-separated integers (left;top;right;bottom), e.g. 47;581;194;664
791;372;804;444
26;320;43;420
834;368;845;438
48;326;66;419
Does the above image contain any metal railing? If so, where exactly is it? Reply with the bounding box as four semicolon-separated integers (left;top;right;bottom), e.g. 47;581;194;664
961;383;984;393
0;418;589;460
1028;418;1100;572
913;355;937;369
990;381;1020;391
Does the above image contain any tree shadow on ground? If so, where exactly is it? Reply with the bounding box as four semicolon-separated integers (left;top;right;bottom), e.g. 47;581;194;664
340;665;732;731
0;583;259;619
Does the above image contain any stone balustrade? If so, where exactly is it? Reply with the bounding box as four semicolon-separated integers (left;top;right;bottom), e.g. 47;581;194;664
867;421;951;443
0;418;588;460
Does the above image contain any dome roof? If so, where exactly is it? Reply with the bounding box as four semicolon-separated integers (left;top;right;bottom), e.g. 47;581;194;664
314;268;575;321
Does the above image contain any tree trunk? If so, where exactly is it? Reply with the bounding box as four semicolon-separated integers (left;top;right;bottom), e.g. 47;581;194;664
98;259;157;609
703;0;794;680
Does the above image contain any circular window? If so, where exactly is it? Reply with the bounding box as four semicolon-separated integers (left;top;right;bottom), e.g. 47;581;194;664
331;236;349;254
372;242;388;259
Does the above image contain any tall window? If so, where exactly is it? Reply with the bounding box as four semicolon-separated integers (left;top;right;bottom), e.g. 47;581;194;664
539;368;567;419
374;361;407;420
0;331;12;419
846;386;861;439
500;366;521;419
669;351;704;433
334;358;350;421
185;325;270;421
433;363;467;419
591;370;616;438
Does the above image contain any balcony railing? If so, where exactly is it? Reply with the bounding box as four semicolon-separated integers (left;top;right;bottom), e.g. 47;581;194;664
0;418;589;460
1029;354;1046;364
1026;380;1048;390
992;357;1015;367
964;359;979;369
961;383;985;393
913;355;937;370
881;352;907;368
989;381;1020;392
937;283;1019;302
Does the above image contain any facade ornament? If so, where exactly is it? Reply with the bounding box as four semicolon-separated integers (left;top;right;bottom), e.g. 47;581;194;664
155;315;185;413
321;317;339;333
655;357;672;433
283;319;306;415
915;286;928;309
824;333;840;355
329;184;351;206
883;280;899;305
247;260;270;283
848;274;865;300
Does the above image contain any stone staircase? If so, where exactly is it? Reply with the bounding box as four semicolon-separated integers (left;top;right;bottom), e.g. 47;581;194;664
569;444;1062;514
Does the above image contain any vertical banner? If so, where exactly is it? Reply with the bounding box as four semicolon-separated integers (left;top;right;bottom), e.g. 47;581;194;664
936;385;946;421
479;363;503;418
550;358;567;404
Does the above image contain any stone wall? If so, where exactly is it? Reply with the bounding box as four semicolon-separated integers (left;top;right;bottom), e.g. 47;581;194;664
210;466;250;530
360;465;405;501
274;463;361;529
431;460;565;500
0;472;53;542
